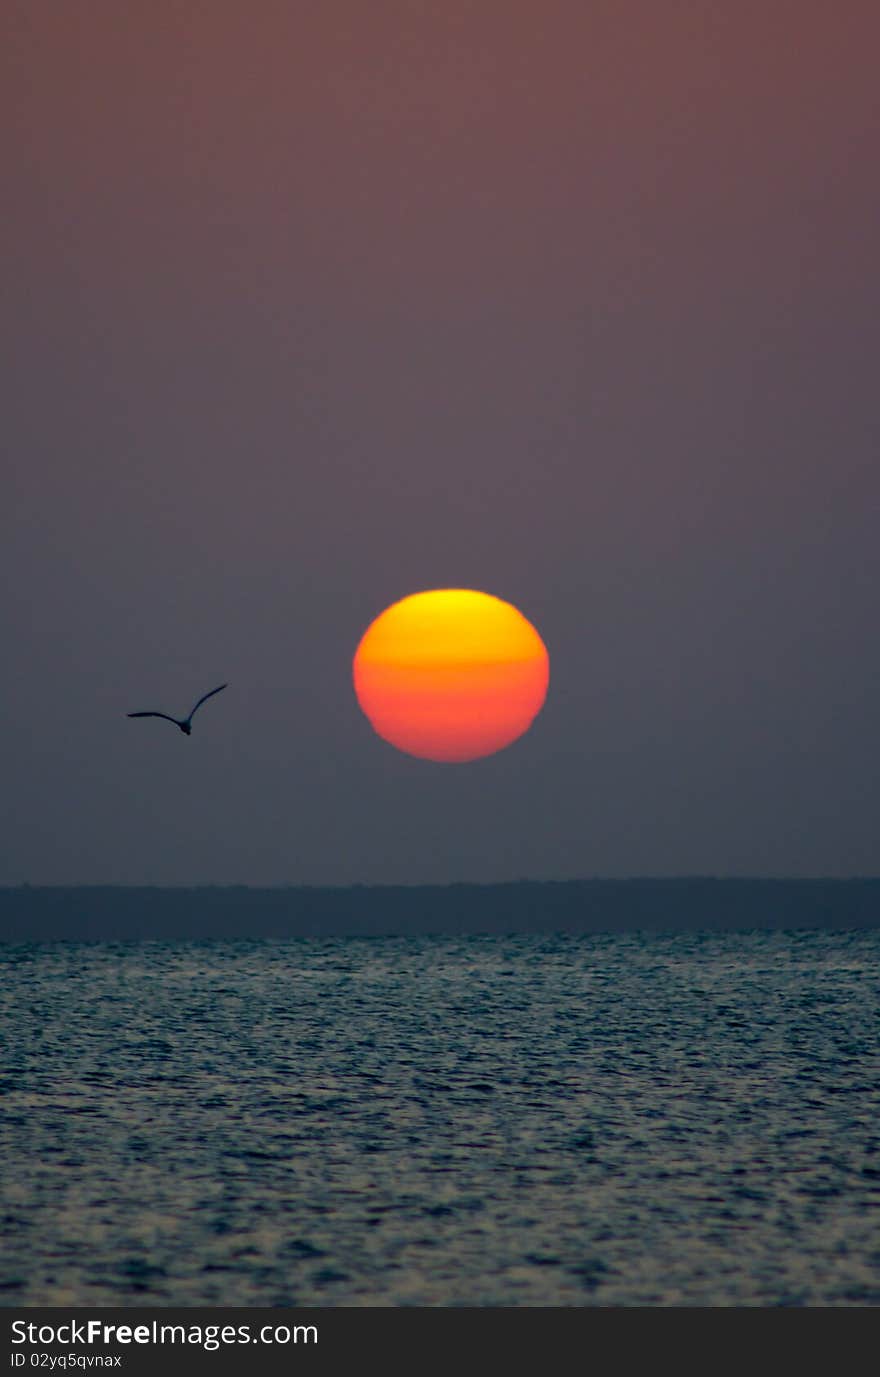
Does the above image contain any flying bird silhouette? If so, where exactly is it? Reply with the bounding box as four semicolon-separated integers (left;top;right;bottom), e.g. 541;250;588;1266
127;683;228;735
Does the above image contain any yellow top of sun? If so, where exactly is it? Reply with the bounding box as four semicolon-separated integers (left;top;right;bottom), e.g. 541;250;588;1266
355;589;547;667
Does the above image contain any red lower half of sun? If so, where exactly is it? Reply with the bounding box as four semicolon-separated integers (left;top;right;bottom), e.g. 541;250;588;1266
353;589;549;763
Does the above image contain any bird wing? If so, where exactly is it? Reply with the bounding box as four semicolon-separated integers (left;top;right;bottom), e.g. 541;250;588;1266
126;712;182;725
187;683;228;719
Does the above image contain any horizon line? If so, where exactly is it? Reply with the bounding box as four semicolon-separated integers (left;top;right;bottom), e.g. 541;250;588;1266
4;876;880;891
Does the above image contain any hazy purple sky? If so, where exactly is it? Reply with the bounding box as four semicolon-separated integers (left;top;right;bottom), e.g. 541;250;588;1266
3;1;878;885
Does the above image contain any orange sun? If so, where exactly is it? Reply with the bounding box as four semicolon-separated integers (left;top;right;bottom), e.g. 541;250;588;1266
353;589;549;763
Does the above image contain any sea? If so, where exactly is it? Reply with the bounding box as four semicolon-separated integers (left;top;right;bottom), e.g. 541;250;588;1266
2;929;879;1307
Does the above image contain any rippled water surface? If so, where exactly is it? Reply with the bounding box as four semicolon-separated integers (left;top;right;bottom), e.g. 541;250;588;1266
2;930;879;1306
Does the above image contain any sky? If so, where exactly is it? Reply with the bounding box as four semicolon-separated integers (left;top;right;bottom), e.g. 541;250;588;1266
2;1;878;886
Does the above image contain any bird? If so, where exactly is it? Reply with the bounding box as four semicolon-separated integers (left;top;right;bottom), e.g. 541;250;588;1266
127;683;228;735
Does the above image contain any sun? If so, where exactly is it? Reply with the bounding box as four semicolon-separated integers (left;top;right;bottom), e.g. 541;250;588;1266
352;589;549;763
